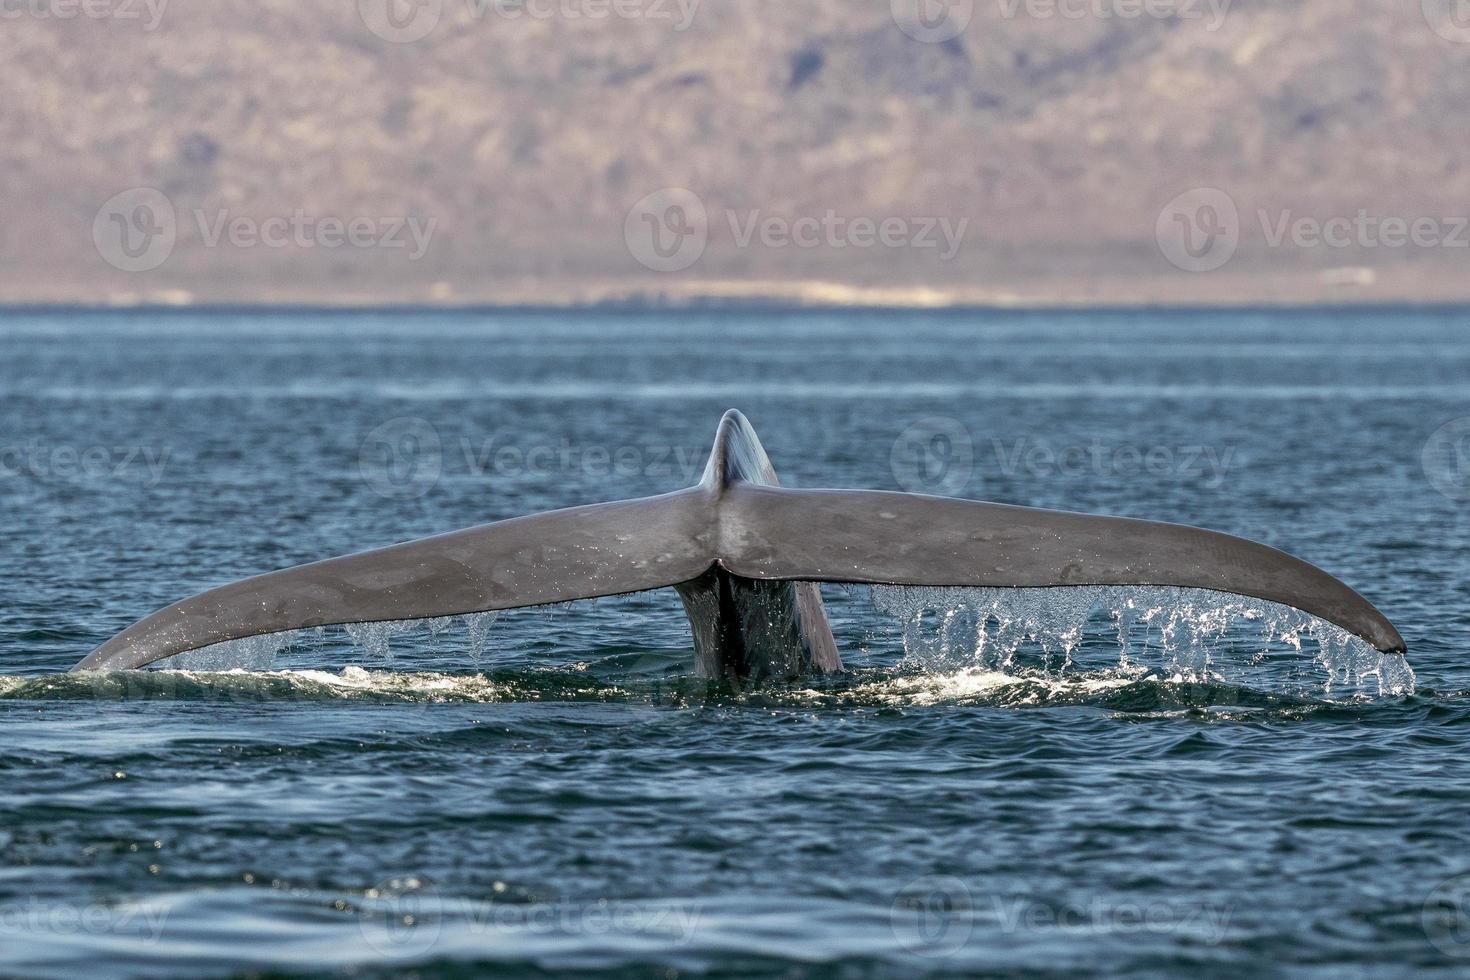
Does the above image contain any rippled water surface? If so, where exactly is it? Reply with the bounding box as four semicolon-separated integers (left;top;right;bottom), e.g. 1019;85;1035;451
2;308;1469;978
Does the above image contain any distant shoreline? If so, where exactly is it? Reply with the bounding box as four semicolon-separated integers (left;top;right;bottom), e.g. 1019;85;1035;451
2;298;1469;316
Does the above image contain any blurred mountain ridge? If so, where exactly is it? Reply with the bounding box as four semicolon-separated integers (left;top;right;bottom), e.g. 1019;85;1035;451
3;0;1468;306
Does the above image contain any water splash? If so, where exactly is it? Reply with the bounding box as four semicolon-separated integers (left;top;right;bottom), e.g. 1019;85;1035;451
869;585;1415;699
152;613;503;672
166;632;293;672
463;611;499;663
342;621;414;663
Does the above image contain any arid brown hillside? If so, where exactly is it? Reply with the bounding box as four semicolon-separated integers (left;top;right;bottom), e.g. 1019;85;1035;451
3;0;1470;307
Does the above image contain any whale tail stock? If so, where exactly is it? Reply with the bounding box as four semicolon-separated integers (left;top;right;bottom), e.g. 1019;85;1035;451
72;410;1405;676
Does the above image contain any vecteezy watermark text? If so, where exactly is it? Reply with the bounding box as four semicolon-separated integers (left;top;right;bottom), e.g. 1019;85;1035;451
624;188;969;273
0;0;167;29
0;897;170;943
1258;211;1470;251
359;417;708;499
890;876;1233;958
892;0;1229;43
194;210;436;259
990;436;1235;487
357;0;700;43
356;876;703;959
0;442;171;487
1158;187;1470;273
93;188;437;273
995;0;1230;30
890;417;1235;496
726;211;968;261
991;895;1233;944
490;0;698;27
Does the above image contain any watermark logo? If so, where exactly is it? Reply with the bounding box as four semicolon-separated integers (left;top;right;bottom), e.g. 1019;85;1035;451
892;0;974;42
94;188;177;273
1423;0;1470;43
358;875;443;959
891;875;975;956
891;417;975;496
1423;873;1470;956
1156;187;1239;273
359;0;443;42
360;418;444;500
1423;418;1470;502
625;188;708;273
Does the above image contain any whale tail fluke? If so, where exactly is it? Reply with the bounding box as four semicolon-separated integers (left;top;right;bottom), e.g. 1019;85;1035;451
73;409;1404;675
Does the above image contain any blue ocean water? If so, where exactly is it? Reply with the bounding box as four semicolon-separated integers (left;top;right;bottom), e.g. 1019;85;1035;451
0;308;1468;978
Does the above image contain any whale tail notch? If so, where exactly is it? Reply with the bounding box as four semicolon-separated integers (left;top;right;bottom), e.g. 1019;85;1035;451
72;409;1405;676
675;410;842;683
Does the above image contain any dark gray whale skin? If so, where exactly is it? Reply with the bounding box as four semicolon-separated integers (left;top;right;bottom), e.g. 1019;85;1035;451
72;410;1405;675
